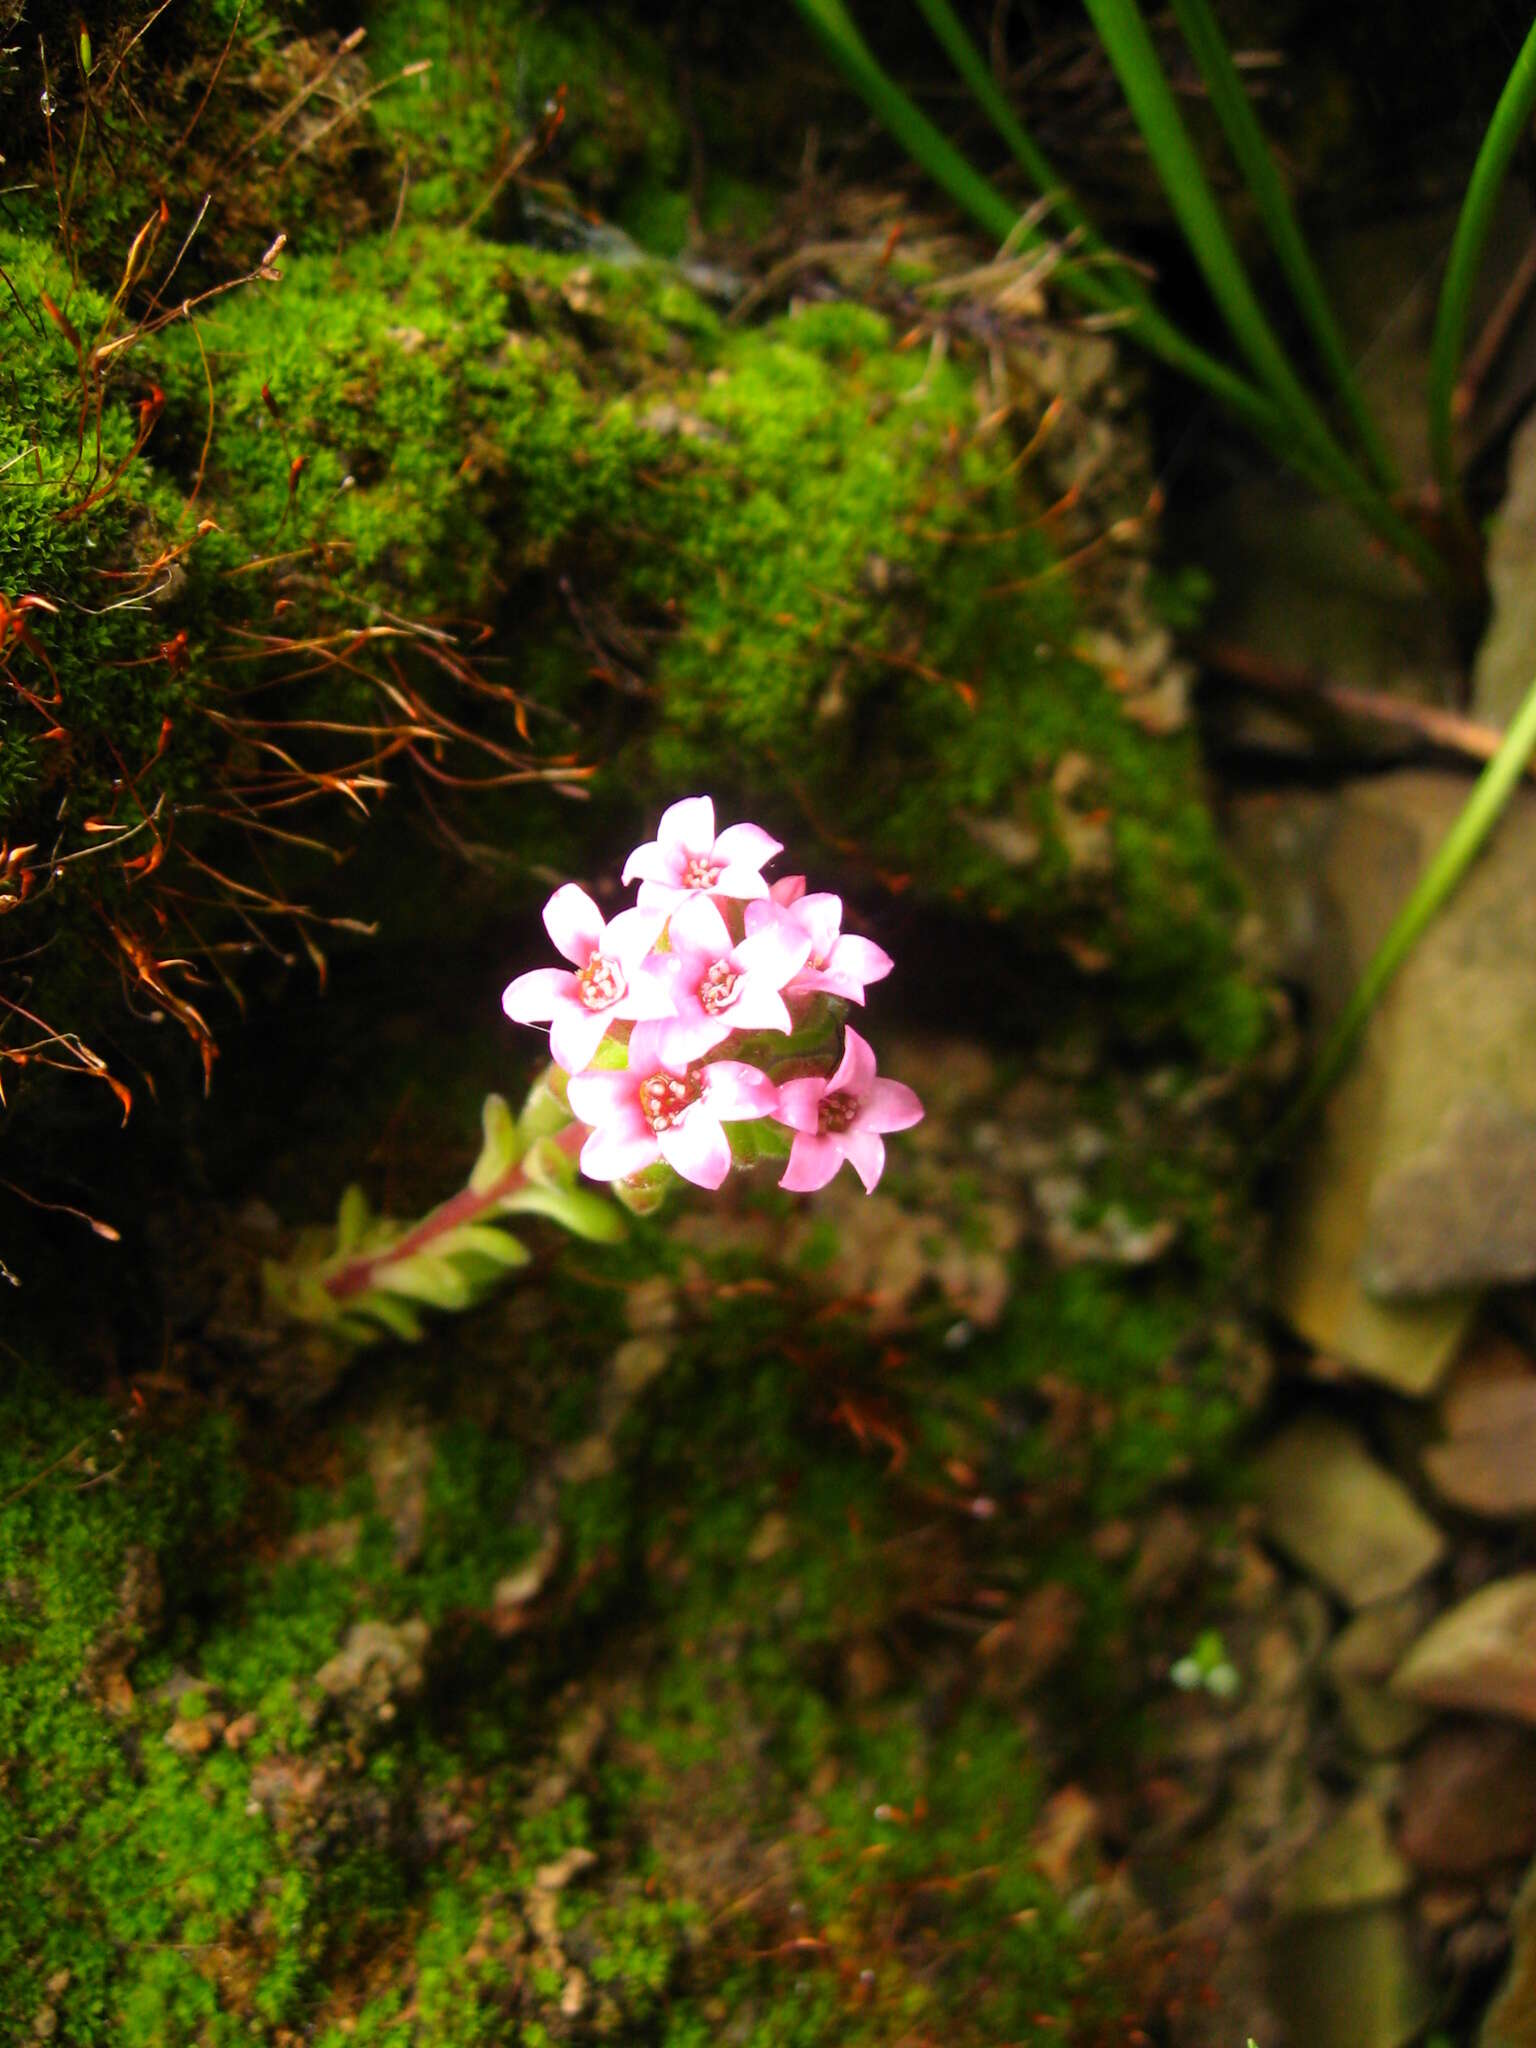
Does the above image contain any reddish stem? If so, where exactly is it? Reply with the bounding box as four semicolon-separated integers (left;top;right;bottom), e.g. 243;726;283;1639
322;1120;583;1301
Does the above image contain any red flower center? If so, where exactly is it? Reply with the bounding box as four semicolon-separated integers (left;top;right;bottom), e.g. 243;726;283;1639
682;854;723;890
576;954;626;1011
818;1090;858;1134
699;959;741;1014
639;1070;697;1133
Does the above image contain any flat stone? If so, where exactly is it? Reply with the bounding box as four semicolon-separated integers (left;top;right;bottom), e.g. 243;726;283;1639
1483;1855;1536;2048
1276;1794;1413;1915
1424;1334;1536;1517
1399;1722;1536;1875
1256;1416;1446;1607
1269;1903;1436;2048
1395;1577;1536;1723
1475;403;1536;726
1334;1678;1430;1758
1243;776;1536;1384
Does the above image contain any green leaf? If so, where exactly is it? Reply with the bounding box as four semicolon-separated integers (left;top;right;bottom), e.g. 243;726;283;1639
335;1183;372;1253
521;1135;578;1189
501;1184;626;1243
518;1069;575;1137
433;1222;532;1268
353;1292;425;1342
726;1116;793;1168
469;1093;522;1194
372;1252;476;1310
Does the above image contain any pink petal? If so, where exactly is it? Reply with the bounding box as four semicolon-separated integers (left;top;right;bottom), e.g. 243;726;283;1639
842;1129;886;1193
797;892;844;959
723;981;793;1035
605;905;667;968
770;875;807;905
772;1076;827;1134
712;862;771;901
830;1027;878;1098
779;1132;845;1192
668;893;732;955
785;963;866;1004
657;795;715;857
621;960;679;1022
622;840;678;887
856;1078;924;1133
659;1110;731;1189
548;1001;613;1075
635;877;688;912
580;1121;662;1182
702;1060;780;1121
828;933;892;987
566;1067;638;1127
542;883;605;966
736;920;811;989
711;821;782;872
626;1019;681;1079
503;966;577;1025
656;1013;731;1066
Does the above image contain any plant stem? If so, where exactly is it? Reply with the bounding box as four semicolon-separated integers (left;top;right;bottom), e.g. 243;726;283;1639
1277;667;1536;1147
1166;0;1398;495
322;1121;582;1301
1428;12;1536;509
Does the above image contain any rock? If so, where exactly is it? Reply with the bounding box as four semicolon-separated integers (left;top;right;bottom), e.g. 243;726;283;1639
1474;403;1536;727
1276;1795;1413;1915
315;1617;429;1722
1394;1577;1536;1723
1483;1854;1536;2048
1328;1593;1435;1755
1424;1333;1536;1517
1399;1722;1536;1875
1237;778;1536;1388
1269;1903;1436;2048
1255;1416;1445;1607
366;1413;435;1567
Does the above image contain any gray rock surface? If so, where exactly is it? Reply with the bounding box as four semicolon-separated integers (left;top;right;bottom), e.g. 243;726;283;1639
1256;1415;1445;1607
1394;1576;1536;1723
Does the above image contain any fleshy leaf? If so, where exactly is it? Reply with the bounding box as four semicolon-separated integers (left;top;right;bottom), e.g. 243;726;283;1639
469;1094;523;1193
350;1292;425;1342
434;1222;533;1268
335;1183;372;1253
372;1252;476;1310
501;1184;626;1242
517;1071;572;1140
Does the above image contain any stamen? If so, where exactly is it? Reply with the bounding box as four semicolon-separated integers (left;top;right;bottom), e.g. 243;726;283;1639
639;1070;697;1132
699;959;741;1014
576;954;626;1011
682;854;723;890
818;1090;858;1135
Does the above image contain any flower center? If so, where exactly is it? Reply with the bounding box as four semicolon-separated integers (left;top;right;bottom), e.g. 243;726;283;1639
681;854;723;891
576;954;626;1011
818;1090;858;1135
698;959;741;1014
639;1070;697;1133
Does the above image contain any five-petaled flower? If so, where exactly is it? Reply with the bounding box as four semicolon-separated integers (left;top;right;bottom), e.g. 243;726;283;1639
773;1028;924;1193
567;1022;779;1190
622;795;782;914
747;884;893;1006
501;884;671;1075
655;893;811;1064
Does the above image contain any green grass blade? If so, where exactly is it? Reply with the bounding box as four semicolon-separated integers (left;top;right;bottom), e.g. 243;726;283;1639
1167;0;1398;494
1279;667;1536;1145
788;0;1285;438
1079;0;1437;575
1428;13;1536;505
908;0;1140;282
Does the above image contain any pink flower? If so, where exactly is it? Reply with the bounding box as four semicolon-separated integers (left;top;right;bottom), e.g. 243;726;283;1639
502;884;673;1075
567;1022;779;1190
746;891;893;1005
655;893;812;1064
773;1028;923;1193
622;796;782;913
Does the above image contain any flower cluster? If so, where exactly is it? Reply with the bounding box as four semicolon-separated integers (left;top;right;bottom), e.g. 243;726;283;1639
503;796;923;1194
